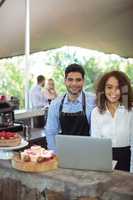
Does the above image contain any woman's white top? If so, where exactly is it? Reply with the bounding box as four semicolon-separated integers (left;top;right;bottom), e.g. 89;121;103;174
91;105;133;147
91;105;133;172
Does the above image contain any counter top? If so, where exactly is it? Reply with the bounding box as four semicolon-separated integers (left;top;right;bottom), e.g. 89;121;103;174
0;159;133;200
14;108;46;120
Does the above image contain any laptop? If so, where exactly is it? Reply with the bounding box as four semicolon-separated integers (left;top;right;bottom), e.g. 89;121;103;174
55;135;112;172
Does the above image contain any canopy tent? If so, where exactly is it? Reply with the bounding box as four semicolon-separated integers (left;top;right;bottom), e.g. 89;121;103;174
0;0;133;59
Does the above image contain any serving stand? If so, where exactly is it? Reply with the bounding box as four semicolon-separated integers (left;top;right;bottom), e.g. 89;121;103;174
0;139;28;160
12;155;58;172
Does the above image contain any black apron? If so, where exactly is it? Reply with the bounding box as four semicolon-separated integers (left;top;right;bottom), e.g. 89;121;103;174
112;146;131;171
59;92;90;136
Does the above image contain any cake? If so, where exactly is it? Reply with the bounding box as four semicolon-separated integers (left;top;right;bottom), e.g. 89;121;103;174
12;145;58;172
0;131;21;147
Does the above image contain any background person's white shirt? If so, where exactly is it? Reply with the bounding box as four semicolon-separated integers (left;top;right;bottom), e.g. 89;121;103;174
30;84;48;108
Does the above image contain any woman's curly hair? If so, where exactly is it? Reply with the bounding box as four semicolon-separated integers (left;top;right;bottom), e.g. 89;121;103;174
95;70;133;113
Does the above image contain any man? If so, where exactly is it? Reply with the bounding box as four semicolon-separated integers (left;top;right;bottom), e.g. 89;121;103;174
30;75;48;128
30;75;48;108
45;64;95;152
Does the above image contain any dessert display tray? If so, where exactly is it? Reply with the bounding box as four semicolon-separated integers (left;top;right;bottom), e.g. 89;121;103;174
0;139;28;150
0;139;28;160
12;155;58;172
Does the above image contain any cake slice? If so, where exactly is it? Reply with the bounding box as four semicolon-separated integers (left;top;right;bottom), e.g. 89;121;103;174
0;131;21;147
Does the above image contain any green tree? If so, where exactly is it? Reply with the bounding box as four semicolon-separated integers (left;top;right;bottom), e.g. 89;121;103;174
84;58;103;91
125;62;133;85
104;59;121;72
0;62;24;108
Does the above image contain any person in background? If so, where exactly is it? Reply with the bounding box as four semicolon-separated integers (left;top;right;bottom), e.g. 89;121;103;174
45;63;95;153
30;75;48;108
44;78;58;104
30;75;48;128
91;70;133;172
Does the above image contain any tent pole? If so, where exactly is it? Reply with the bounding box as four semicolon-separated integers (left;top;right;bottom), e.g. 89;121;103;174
24;0;30;109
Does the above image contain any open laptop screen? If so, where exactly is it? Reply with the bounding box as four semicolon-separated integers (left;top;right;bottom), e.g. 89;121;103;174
55;135;112;172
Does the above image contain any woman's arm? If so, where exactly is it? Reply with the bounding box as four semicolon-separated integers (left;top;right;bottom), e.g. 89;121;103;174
91;108;101;137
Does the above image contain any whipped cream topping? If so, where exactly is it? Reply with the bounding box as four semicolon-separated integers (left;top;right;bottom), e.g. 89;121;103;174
21;145;54;162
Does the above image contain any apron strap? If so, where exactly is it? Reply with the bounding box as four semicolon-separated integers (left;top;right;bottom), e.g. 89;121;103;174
59;94;66;119
82;92;86;114
59;92;86;119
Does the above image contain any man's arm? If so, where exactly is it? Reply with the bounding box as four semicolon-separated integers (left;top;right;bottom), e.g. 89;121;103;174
86;92;96;123
45;99;60;153
91;108;101;137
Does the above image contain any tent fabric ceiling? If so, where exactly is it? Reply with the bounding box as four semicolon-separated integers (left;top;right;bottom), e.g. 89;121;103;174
0;0;133;59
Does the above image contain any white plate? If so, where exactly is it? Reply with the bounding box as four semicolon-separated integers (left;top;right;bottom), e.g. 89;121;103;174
0;139;28;151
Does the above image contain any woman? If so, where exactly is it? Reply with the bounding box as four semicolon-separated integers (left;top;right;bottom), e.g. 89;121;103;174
91;70;133;172
44;78;57;104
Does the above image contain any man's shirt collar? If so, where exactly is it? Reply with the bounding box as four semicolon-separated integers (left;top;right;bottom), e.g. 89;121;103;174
64;92;83;104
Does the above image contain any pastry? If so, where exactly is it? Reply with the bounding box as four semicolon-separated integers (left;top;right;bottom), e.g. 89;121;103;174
0;131;21;147
12;145;58;172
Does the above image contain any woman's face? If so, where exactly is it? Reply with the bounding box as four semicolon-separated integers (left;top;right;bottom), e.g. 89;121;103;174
105;76;121;104
47;80;54;89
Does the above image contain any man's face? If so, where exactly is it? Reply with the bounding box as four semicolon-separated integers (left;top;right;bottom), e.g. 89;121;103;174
65;72;84;96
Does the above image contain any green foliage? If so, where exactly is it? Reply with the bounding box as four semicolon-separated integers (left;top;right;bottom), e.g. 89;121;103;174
84;58;103;91
53;66;65;95
45;48;85;68
125;62;133;85
0;61;24;108
0;47;133;109
104;59;121;72
46;49;133;95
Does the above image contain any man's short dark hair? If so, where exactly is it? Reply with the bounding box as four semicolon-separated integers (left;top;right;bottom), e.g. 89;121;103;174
65;64;85;79
37;75;45;84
